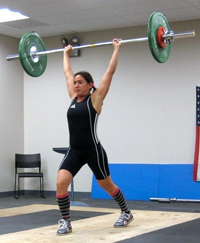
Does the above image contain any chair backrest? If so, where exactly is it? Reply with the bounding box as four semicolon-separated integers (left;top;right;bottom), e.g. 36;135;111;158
15;153;41;171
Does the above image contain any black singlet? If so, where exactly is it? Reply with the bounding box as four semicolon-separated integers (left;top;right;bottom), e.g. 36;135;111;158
59;95;110;180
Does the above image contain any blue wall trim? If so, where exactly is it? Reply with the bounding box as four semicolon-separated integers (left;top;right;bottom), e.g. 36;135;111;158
91;164;200;201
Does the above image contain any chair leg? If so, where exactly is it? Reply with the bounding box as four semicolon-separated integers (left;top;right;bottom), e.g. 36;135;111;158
14;175;19;199
17;177;20;198
40;177;45;198
40;177;42;197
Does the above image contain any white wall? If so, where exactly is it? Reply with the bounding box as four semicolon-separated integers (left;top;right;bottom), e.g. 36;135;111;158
0;19;199;194
0;34;24;193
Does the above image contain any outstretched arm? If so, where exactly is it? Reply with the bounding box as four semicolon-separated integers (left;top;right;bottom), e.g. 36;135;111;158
63;45;75;98
92;38;122;113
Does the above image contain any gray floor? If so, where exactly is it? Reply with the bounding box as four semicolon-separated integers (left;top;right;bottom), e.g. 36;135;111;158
0;193;200;242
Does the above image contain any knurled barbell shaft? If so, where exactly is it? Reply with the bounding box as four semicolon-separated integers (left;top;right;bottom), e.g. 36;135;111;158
36;37;149;56
6;30;195;61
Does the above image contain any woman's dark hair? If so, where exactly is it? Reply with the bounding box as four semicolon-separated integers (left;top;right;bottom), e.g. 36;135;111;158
74;71;97;92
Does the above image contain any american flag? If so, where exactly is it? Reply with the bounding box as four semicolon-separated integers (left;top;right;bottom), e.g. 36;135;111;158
193;86;200;181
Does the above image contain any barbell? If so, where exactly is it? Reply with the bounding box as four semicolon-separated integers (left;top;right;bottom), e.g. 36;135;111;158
6;12;195;78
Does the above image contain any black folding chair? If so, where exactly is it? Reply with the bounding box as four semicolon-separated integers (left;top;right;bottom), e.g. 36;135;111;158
14;153;45;199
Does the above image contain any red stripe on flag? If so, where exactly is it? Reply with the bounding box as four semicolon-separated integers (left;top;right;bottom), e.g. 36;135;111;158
194;86;200;181
193;126;199;181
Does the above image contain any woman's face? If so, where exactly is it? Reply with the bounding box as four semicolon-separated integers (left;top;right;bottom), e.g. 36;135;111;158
74;74;93;97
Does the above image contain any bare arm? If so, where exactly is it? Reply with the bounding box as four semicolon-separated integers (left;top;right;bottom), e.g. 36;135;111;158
92;39;122;113
63;45;75;98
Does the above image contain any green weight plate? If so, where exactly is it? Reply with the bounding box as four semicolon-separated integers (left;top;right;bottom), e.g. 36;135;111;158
148;12;171;63
19;32;47;77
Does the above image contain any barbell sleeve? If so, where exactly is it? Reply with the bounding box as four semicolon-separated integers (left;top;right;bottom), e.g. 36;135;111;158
6;54;20;61
163;30;195;40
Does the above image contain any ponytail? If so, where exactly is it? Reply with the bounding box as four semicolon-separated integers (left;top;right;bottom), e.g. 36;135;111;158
91;84;97;93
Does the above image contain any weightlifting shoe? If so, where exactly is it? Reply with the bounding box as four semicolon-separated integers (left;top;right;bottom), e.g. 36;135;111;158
114;211;134;227
57;219;72;235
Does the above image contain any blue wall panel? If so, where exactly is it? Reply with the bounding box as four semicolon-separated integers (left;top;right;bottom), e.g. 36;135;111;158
91;164;160;200
91;164;200;201
158;164;200;199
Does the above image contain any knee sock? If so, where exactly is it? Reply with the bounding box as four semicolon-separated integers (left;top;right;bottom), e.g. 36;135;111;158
56;192;70;221
111;187;130;213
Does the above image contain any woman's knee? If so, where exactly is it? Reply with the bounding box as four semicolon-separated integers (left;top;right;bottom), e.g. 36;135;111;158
56;170;72;191
56;177;66;189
